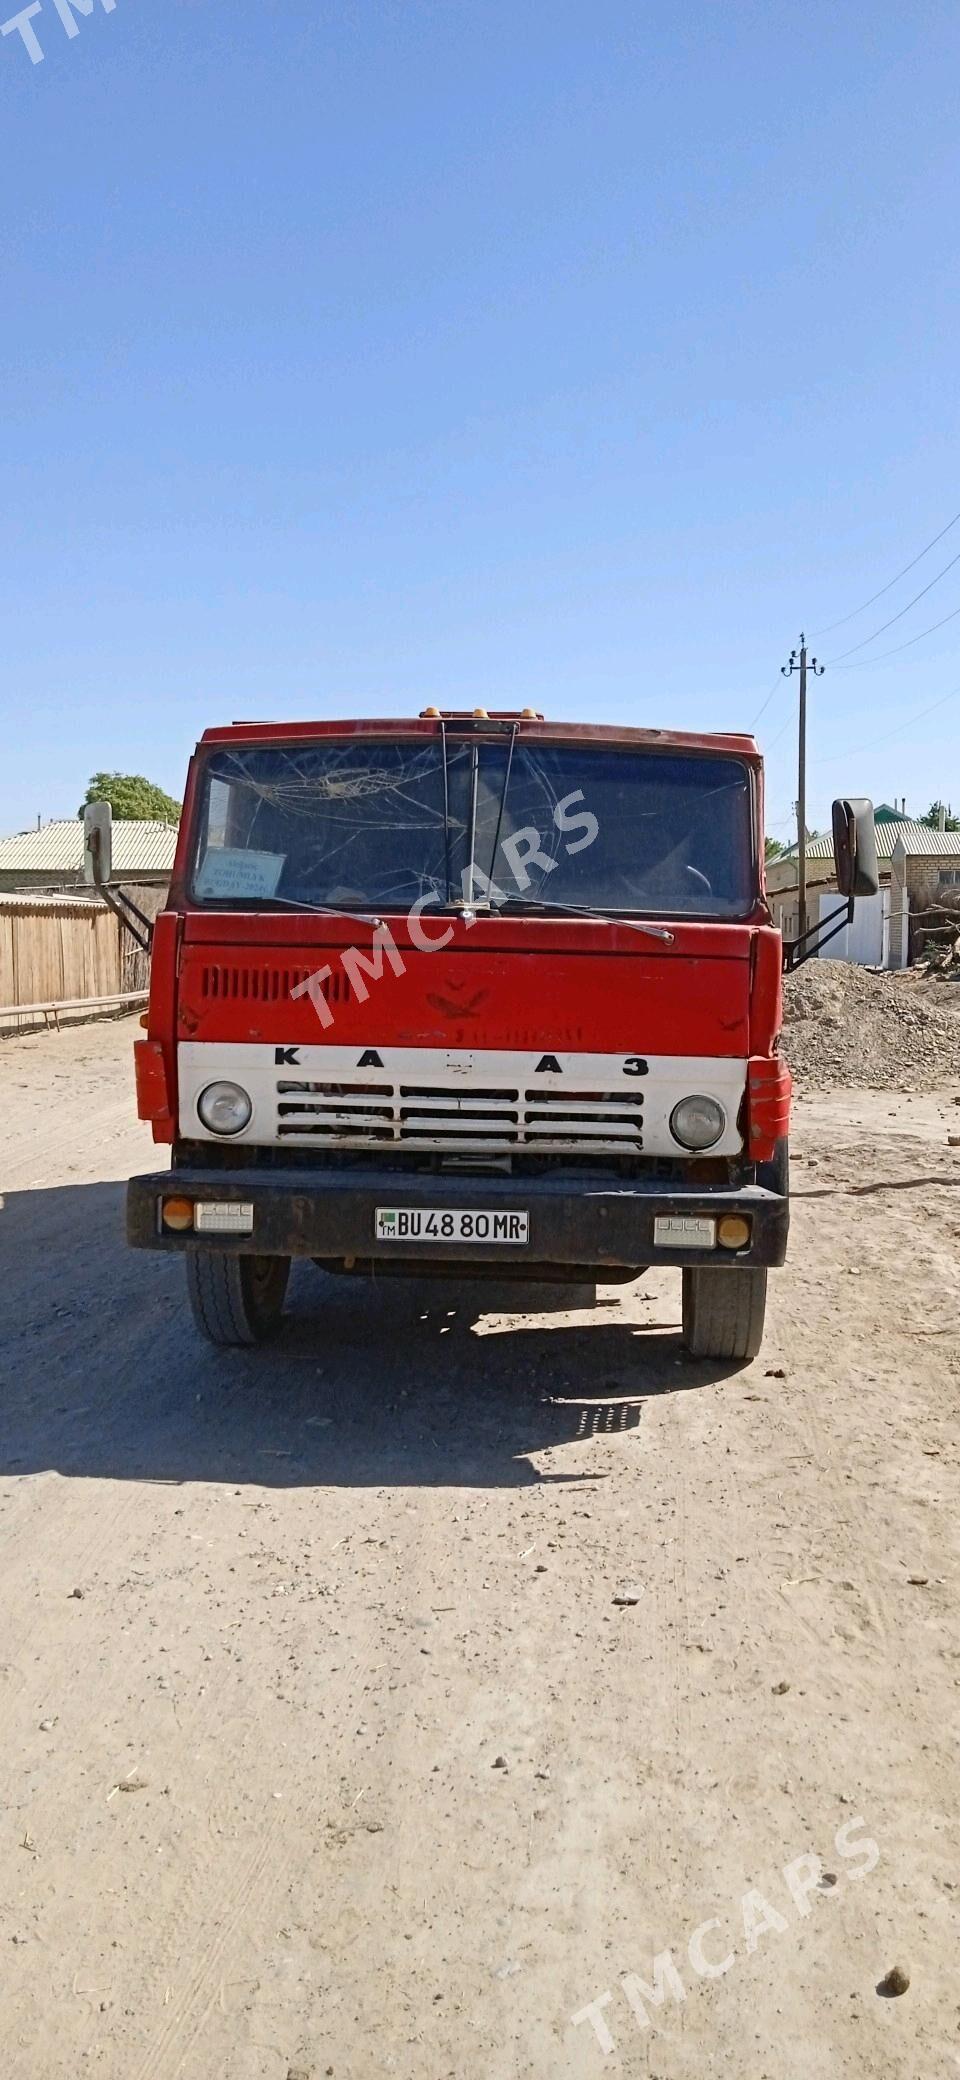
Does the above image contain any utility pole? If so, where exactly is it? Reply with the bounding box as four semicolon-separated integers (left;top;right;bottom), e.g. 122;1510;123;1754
781;634;824;940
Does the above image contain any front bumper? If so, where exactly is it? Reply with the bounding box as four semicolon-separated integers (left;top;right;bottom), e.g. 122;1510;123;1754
127;1165;789;1271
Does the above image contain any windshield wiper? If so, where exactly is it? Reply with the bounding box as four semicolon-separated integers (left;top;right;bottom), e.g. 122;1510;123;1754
464;737;480;907
486;721;519;886
494;894;675;942
439;719;452;905
245;892;386;928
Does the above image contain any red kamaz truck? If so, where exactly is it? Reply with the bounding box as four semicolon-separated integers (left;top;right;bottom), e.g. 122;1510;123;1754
108;712;877;1359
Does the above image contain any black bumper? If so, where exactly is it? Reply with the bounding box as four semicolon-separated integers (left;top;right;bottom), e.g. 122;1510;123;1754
127;1165;789;1272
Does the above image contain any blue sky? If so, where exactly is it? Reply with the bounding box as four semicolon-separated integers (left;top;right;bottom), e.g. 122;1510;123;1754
2;0;959;841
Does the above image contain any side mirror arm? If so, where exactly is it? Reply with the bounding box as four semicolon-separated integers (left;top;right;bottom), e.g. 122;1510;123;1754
84;809;153;952
783;896;854;973
97;881;154;955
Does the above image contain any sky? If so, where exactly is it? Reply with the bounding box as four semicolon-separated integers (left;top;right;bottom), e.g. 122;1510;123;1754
2;0;959;843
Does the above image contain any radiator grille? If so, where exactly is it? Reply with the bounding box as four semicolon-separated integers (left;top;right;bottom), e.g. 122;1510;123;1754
200;965;351;1006
275;1079;644;1151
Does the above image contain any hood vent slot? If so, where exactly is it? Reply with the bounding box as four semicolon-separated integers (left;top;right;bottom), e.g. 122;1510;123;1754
200;964;352;1007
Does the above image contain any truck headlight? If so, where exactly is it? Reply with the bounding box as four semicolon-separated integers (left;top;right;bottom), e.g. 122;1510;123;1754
197;1080;253;1136
670;1094;725;1150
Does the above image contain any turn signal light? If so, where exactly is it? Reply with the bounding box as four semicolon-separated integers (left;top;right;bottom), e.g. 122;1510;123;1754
134;1038;172;1125
717;1214;752;1250
161;1196;195;1232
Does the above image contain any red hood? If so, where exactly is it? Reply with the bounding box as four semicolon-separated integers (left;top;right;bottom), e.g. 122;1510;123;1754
174;913;779;1058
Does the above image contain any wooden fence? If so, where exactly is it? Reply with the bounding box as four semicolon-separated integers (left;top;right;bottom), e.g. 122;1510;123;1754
118;886;167;994
0;891;121;1007
0;887;168;1029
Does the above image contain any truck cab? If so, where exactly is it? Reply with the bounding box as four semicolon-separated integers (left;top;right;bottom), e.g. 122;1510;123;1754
123;712;876;1361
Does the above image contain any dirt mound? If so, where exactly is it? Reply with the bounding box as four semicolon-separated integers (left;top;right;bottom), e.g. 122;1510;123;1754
782;959;960;1091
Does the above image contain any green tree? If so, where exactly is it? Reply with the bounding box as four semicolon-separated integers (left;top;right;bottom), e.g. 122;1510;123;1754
79;772;181;823
765;836;786;861
922;800;960;832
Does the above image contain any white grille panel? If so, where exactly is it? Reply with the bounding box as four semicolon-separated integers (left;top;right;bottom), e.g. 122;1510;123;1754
273;1078;643;1151
179;1043;747;1159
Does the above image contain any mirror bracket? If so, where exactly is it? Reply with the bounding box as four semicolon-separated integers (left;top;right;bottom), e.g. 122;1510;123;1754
783;896;854;973
98;882;154;955
82;801;153;953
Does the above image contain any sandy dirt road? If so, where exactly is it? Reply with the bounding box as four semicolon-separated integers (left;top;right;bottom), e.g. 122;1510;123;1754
1;1015;958;2079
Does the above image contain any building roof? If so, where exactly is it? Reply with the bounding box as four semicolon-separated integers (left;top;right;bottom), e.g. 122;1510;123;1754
0;819;178;875
779;819;934;863
892;827;960;856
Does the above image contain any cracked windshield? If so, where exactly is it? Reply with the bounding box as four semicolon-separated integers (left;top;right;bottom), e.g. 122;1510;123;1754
192;738;753;917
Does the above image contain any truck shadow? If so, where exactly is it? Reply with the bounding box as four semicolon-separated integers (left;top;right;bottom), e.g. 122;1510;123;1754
793;1176;960;1198
0;1181;745;1491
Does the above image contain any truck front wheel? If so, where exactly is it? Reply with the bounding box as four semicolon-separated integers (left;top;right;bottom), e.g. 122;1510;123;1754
681;1265;767;1363
186;1252;291;1347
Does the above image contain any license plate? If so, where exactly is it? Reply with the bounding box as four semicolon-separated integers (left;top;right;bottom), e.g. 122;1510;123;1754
375;1207;529;1245
654;1215;716;1249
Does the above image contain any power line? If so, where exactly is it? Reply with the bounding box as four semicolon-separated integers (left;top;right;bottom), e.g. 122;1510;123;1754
810;503;960;639
762;694;798;754
830;595;960;668
749;676;783;728
825;542;960;662
811;678;960;767
824;648;934;672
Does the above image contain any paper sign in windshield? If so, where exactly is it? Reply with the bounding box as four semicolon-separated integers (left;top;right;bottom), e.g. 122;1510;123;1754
196;848;286;899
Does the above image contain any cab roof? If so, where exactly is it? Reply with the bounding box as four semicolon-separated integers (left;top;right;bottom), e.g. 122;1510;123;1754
197;716;761;761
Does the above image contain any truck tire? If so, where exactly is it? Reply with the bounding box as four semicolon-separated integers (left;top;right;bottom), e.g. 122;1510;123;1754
681;1265;767;1363
186;1252;290;1347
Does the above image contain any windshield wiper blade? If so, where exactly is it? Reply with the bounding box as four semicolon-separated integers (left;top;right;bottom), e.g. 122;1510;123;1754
439;719;452;905
252;893;386;928
485;721;519;887
464;737;480;907
494;894;675;942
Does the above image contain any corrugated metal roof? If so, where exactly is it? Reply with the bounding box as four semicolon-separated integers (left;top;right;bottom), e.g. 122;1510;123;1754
892;827;960;856
0;819;177;873
779;819;938;862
